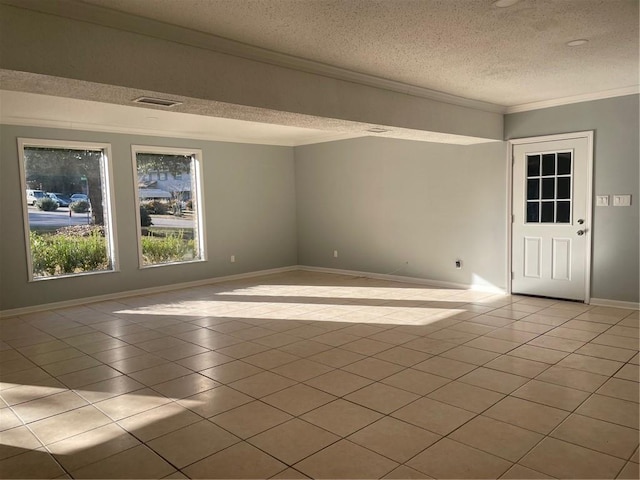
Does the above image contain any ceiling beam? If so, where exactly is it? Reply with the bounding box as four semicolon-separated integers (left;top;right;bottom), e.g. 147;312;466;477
0;2;503;141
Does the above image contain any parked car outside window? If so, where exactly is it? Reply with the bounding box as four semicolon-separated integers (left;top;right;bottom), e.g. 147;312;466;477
46;193;71;207
26;189;46;205
70;193;90;204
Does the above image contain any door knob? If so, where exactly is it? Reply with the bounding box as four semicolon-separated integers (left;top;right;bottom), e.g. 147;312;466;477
577;230;585;236
577;219;584;224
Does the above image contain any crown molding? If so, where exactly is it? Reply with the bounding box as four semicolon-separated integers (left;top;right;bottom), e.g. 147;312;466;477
505;85;640;114
2;0;505;114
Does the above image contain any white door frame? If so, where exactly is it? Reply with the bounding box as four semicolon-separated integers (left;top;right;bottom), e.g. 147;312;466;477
506;131;594;303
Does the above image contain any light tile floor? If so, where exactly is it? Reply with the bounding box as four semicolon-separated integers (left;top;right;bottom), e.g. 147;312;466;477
1;271;638;479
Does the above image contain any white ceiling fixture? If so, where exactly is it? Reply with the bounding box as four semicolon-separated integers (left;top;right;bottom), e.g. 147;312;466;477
493;0;521;8
566;39;589;47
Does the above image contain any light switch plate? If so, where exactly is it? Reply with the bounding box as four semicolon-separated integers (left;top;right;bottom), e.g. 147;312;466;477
596;195;609;207
613;194;632;207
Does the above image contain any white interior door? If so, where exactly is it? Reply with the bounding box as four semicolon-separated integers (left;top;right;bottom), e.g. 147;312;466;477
511;133;592;301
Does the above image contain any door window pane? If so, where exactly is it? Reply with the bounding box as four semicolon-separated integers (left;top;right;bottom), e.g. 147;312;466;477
556;201;571;223
527;202;539;223
541;178;555;199
542;154;556;176
541;202;555;222
527;179;540;200
557;152;572;175
557;177;571;199
527;155;540;177
133;147;205;267
20;140;117;279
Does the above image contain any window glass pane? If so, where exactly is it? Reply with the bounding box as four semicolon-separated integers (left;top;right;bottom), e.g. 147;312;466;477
527;179;540;200
557;177;571;199
556;201;571;223
542;154;555;176
541;202;554;222
134;150;204;267
527;155;540;177
526;202;539;223
541;178;555;199
21;143;115;279
557;152;572;175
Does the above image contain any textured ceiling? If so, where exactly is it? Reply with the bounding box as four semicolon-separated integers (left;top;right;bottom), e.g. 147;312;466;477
79;0;639;107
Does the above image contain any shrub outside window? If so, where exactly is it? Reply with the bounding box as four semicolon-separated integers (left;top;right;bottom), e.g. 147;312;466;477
132;146;206;267
18;139;118;280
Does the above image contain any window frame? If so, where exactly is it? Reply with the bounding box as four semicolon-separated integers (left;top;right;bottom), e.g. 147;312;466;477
524;149;574;224
18;138;119;282
131;145;207;269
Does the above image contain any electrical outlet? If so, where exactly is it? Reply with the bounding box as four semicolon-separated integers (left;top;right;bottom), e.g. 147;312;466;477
230;255;235;263
455;260;462;269
333;250;338;258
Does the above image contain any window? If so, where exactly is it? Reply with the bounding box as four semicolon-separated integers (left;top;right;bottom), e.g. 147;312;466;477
158;171;168;181
18;139;118;280
132;146;206;267
526;151;573;223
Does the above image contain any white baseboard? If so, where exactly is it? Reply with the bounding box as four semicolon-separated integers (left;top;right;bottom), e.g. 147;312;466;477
297;265;506;294
4;265;636;318
0;266;298;318
589;298;640;310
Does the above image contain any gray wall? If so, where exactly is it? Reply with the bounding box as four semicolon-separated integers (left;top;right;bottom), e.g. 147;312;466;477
2;95;636;311
0;125;298;311
505;94;640;303
295;137;508;290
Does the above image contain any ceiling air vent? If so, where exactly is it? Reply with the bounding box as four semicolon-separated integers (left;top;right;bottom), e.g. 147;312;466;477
133;97;182;108
366;127;391;133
